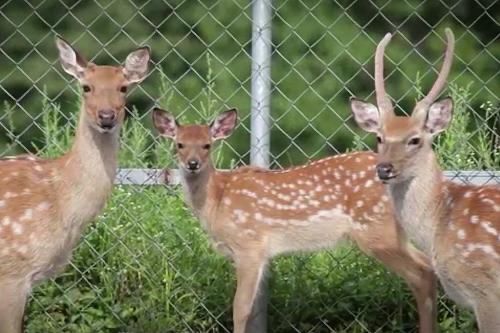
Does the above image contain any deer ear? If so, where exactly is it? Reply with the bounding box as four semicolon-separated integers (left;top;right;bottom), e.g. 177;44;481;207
424;97;453;135
123;46;150;83
210;108;238;140
55;36;87;80
350;97;381;133
152;108;177;138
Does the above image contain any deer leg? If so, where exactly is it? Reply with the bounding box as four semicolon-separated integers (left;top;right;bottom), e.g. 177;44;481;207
474;297;500;333
232;254;268;333
0;279;30;333
354;230;437;333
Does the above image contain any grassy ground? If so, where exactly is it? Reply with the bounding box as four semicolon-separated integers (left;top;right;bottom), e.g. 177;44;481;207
11;80;498;332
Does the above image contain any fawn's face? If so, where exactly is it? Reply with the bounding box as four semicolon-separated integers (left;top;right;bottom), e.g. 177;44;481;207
351;98;453;183
55;37;150;133
153;108;238;174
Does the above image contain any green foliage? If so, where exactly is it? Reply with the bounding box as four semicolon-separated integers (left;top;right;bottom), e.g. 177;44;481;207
0;1;498;165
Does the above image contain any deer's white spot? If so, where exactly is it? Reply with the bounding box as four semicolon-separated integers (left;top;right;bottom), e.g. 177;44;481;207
480;221;498;236
353;185;360;193
464;191;473;198
465;243;499;259
359;171;366;178
20;209;33;221
334;185;341;192
381;195;389;202
462;208;469;216
470;215;479;224
1;216;12;227
354;157;361;163
12;223;23;235
223;197;232;206
365;180;374;188
324;179;331;185
457;229;466;240
356;200;364;208
4;192;16;199
254;212;263;221
0;200;5;208
344;179;351;187
36;201;50;212
34;165;43;172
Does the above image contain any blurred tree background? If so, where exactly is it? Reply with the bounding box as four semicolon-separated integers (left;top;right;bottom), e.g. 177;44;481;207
0;0;498;167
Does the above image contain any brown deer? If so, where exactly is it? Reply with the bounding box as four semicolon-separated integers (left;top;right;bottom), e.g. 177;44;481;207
0;37;150;332
152;107;438;333
351;28;500;332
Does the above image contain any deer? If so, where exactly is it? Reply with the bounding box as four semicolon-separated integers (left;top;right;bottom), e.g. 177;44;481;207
152;107;439;333
0;37;150;332
350;28;500;332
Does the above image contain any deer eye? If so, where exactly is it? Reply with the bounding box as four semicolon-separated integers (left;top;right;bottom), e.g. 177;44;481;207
408;137;421;146
177;143;184;149
120;86;127;93
82;85;91;93
376;135;383;144
202;144;211;150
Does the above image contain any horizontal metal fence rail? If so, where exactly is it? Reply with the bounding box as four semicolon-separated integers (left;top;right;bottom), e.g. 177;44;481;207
116;169;500;186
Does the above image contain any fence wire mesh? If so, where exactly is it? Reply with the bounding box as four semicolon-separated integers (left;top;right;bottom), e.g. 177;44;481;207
0;0;498;332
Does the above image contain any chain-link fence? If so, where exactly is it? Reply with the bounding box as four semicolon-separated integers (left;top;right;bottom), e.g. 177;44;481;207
0;0;499;332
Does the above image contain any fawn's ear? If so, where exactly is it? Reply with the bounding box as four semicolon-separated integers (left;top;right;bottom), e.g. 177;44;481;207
152;108;177;138
123;46;151;83
350;97;381;133
210;108;238;140
422;97;453;135
55;36;88;80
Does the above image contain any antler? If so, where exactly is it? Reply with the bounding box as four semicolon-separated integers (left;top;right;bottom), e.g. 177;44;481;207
415;28;455;112
375;33;394;115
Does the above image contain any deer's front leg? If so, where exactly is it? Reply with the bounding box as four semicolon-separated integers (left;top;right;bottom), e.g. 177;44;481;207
0;278;30;333
233;253;268;333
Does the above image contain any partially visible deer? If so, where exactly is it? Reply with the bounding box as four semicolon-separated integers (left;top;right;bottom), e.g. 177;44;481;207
153;107;438;333
0;37;150;332
351;28;500;332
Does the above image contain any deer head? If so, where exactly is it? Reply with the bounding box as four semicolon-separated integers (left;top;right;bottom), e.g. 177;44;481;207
152;108;238;174
55;36;150;133
351;29;455;183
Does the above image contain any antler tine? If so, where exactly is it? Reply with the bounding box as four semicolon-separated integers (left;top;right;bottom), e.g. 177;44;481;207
417;28;455;110
375;33;394;114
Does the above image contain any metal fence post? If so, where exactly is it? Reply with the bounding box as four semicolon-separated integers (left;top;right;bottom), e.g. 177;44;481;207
248;0;272;332
250;0;272;168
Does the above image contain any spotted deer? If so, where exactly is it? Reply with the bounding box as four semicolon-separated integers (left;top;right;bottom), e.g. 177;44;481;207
0;37;150;332
153;107;438;333
351;28;500;332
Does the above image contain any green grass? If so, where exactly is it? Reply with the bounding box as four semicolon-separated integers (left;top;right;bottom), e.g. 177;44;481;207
14;78;496;332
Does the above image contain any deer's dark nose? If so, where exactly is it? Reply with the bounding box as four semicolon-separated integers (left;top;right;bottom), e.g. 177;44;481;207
376;162;394;180
187;159;200;171
98;110;116;129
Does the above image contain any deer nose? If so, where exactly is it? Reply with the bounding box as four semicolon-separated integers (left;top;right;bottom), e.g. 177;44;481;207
98;110;116;128
187;160;200;171
376;162;394;180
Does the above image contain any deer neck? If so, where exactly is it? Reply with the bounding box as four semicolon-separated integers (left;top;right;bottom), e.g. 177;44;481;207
180;161;218;219
387;152;444;255
57;108;120;224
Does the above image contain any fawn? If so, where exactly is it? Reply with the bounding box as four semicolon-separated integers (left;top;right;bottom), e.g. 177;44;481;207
351;28;500;332
153;107;438;333
0;37;150;332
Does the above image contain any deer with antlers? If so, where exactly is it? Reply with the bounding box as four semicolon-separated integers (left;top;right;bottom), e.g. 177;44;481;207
0;37;150;332
153;107;439;333
351;28;500;332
